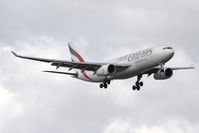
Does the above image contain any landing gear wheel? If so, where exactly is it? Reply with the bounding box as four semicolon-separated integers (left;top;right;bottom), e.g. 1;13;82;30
104;84;108;89
100;84;104;88
132;85;137;90
136;86;140;91
136;81;140;86
107;80;111;85
139;82;143;87
100;79;110;89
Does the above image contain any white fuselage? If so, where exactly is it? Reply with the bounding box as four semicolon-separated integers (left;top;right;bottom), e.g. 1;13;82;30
76;46;175;82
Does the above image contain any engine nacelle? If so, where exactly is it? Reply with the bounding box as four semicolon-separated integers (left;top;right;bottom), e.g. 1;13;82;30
154;68;173;80
96;64;116;76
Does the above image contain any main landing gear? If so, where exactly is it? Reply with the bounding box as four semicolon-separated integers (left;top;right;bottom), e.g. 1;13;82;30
100;80;111;89
132;75;144;91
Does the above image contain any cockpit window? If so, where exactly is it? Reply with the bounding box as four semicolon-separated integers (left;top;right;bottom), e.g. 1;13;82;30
163;47;172;50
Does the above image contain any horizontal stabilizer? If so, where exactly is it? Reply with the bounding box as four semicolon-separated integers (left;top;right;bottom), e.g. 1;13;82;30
43;70;78;76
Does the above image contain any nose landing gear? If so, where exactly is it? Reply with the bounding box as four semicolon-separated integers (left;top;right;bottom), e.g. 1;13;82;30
159;63;165;72
132;75;144;91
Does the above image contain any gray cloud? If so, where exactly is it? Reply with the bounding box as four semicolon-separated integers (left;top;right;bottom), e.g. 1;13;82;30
0;0;199;133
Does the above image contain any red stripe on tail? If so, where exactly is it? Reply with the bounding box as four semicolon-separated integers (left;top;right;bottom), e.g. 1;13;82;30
76;52;92;81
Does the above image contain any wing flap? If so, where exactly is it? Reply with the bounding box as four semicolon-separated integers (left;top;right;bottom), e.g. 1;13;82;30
51;61;101;71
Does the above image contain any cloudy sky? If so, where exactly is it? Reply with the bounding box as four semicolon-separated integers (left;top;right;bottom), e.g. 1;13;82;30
0;0;199;133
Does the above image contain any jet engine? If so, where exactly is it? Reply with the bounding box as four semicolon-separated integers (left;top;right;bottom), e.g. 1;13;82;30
96;64;116;76
154;68;173;80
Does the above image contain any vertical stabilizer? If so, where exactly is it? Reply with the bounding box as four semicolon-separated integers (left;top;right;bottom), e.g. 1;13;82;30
68;43;85;62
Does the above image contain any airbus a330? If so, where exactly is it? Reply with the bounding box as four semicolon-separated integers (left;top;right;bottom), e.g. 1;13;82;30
12;44;194;91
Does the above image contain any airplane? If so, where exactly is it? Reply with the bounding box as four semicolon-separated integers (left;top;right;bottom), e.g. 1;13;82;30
11;44;194;91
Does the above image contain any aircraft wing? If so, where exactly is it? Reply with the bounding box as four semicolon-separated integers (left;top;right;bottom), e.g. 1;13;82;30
168;67;195;70
11;51;130;72
142;66;195;76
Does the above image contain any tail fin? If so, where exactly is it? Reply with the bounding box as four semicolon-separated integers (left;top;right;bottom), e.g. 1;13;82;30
68;43;85;62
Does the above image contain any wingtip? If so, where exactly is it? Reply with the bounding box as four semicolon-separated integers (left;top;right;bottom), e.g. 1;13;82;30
187;66;195;69
42;70;49;73
11;51;18;57
191;64;195;69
